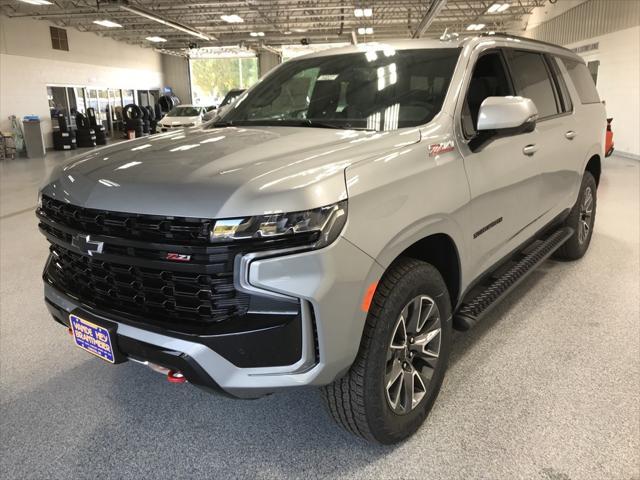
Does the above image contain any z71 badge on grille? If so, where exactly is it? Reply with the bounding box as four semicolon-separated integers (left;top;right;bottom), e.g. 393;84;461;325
71;234;104;256
166;253;192;262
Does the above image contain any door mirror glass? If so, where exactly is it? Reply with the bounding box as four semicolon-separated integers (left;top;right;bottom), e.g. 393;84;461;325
477;96;538;133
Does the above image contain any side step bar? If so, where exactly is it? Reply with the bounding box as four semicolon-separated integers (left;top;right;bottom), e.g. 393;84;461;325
453;227;574;331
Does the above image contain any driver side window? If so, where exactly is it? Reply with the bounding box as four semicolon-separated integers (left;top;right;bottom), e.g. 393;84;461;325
462;51;514;138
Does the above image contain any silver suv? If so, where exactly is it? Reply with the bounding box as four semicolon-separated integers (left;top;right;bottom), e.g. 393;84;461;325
38;34;604;444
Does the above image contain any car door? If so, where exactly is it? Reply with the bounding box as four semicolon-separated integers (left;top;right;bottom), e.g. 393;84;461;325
503;49;578;220
455;47;544;279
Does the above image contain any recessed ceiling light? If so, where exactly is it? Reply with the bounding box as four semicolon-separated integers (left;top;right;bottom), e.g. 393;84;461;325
249;31;265;37
220;14;243;23
466;23;486;30
18;0;53;5
357;27;373;35
145;36;167;42
354;7;373;17
487;3;510;13
93;19;122;28
292;28;307;33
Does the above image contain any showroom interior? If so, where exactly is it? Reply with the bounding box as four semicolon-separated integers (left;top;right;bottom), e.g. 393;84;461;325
0;0;638;478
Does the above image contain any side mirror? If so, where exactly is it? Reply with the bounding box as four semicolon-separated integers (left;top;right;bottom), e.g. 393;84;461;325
477;96;538;133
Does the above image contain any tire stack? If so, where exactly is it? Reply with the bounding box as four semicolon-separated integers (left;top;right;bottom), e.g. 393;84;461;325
86;108;107;145
141;106;151;134
52;113;76;151
123;104;144;138
145;106;157;134
75;113;97;148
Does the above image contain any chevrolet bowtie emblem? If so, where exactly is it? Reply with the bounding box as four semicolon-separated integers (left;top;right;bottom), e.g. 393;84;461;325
72;234;104;256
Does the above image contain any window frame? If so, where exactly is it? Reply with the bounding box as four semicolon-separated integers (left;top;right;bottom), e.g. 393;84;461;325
502;48;567;122
557;55;602;105
50;26;69;51
545;54;574;115
459;47;516;140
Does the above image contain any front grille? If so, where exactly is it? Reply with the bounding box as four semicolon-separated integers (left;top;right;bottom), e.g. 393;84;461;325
38;195;312;333
45;243;249;331
40;194;213;245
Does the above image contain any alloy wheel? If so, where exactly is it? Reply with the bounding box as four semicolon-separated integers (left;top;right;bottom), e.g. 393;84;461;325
384;295;441;414
578;186;593;244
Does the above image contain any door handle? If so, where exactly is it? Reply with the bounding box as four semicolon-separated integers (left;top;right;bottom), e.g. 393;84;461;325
565;130;577;140
522;144;538;156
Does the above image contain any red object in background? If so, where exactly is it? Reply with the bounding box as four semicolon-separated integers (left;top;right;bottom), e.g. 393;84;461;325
605;118;614;157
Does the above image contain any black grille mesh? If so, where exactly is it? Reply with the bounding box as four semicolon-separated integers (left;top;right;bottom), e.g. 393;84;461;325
40;195;213;245
45;244;249;330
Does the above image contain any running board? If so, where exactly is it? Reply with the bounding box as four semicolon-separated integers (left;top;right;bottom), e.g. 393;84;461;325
453;227;574;331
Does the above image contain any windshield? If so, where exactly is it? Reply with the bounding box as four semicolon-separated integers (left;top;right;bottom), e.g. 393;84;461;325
167;106;202;117
215;47;460;131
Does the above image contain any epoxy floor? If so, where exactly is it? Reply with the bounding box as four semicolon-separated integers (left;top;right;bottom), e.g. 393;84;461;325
1;149;638;480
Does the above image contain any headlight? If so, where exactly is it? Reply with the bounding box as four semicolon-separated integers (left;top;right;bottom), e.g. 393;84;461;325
210;201;347;249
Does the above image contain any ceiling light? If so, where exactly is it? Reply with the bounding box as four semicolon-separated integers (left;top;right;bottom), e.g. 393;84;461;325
18;0;53;4
354;7;373;17
120;5;212;41
283;31;292;35
292;28;307;33
220;14;243;23
250;31;265;37
357;27;373;35
145;36;167;42
487;3;510;13
93;19;122;28
466;23;486;31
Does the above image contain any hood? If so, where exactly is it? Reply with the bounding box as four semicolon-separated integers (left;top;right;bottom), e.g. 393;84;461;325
42;125;420;218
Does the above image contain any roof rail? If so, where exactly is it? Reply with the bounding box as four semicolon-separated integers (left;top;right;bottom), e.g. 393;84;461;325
479;32;576;55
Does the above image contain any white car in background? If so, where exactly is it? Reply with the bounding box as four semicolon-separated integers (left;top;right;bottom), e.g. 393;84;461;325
158;105;206;131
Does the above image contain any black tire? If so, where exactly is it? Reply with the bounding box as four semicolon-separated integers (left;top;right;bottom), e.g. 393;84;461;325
321;258;452;444
75;113;89;130
555;171;597;260
86;108;98;127
56;114;69;133
123;103;143;121
145;105;156;121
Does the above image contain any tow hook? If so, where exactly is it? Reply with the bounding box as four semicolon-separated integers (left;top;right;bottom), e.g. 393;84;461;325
167;370;186;384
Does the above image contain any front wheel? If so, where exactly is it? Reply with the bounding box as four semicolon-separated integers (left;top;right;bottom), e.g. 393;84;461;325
321;258;452;444
555;171;597;260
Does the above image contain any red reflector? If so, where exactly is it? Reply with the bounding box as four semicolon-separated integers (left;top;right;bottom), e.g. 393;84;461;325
167;370;186;383
166;253;191;262
361;281;379;313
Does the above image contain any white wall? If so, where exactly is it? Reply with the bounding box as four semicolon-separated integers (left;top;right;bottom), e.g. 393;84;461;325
0;15;164;147
565;26;640;158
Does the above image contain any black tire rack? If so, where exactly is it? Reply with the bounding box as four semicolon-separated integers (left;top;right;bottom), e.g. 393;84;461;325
75;112;97;148
52;113;77;151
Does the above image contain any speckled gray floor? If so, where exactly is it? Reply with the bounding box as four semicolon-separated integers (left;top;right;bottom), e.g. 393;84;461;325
1;151;638;480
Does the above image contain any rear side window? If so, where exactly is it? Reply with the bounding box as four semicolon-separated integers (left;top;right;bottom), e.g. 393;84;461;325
561;57;601;104
506;50;559;119
547;55;573;113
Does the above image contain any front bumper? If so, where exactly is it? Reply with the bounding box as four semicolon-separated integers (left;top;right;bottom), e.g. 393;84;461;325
44;237;382;398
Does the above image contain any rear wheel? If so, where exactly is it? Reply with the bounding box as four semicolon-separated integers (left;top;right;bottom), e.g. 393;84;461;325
321;258;452;444
555;171;597;260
